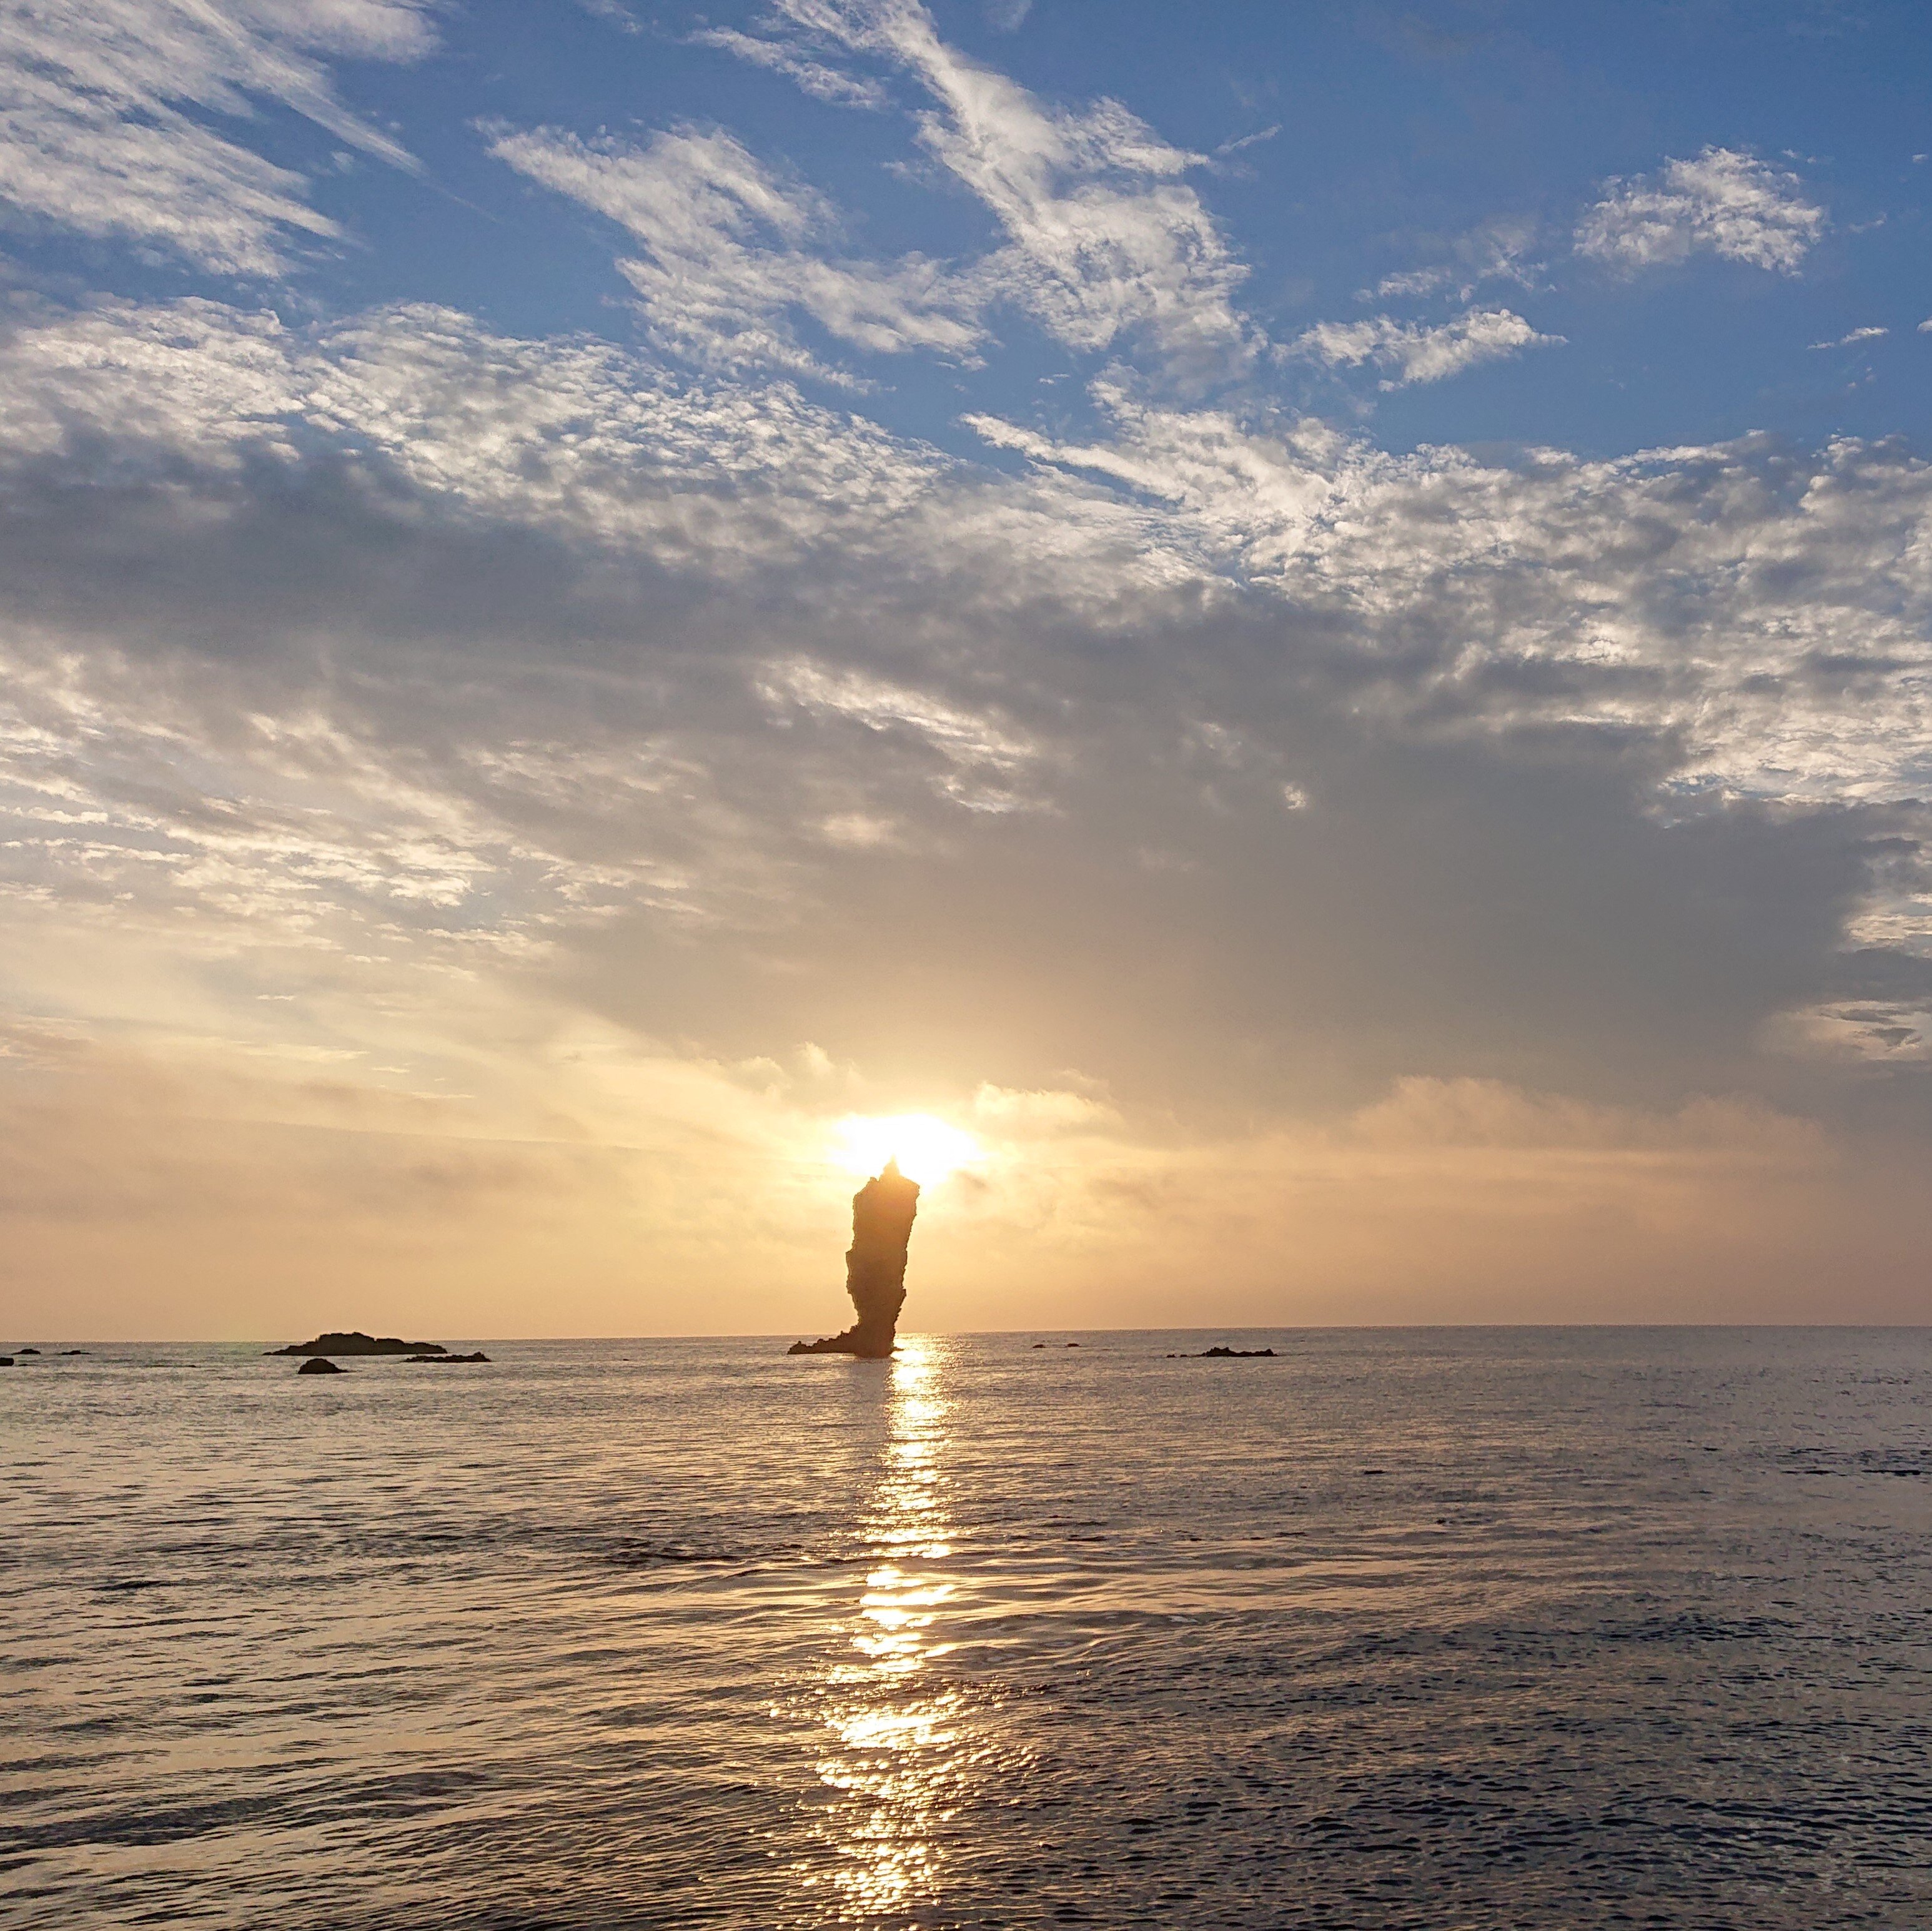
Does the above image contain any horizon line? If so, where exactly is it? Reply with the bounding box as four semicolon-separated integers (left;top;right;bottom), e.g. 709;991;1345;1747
15;1321;1932;1346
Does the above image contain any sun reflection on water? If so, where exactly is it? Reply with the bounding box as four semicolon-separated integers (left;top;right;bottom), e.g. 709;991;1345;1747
810;1338;971;1923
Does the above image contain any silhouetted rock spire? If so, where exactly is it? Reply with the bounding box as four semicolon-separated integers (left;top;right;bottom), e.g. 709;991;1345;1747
789;1158;921;1358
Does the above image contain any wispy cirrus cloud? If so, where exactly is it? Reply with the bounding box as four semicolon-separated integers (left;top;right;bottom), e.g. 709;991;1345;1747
511;0;1266;390
1575;146;1825;275
489;123;986;380
1369;215;1542;302
738;0;1264;385
690;25;889;107
1291;306;1560;387
0;0;433;275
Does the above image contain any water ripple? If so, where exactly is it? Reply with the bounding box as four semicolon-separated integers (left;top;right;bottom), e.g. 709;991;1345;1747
2;1329;1930;1927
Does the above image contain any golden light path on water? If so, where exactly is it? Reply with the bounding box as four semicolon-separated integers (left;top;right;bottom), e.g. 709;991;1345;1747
809;1338;976;1921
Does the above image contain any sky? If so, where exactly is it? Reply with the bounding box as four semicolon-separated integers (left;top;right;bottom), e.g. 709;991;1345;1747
2;0;1931;1340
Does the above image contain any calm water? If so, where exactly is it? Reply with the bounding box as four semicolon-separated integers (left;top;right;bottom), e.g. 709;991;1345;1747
4;1330;1931;1929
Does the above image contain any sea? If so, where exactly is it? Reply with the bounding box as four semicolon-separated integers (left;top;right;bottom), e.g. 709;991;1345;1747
4;1328;1930;1929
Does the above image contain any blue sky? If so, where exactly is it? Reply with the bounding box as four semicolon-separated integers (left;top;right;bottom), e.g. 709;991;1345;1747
9;1;1928;460
4;1;1932;1335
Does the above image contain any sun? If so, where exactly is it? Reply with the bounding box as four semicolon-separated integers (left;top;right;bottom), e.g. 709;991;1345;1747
830;1112;982;1186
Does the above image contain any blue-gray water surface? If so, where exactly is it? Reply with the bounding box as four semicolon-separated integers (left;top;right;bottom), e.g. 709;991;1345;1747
4;1328;1931;1929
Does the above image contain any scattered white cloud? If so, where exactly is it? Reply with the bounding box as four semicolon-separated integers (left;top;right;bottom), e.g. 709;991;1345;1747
691;26;889;107
1575;146;1825;275
488;124;985;380
495;0;1269;388
1371;267;1455;300
758;659;1039;806
1810;325;1888;348
1215;123;1281;159
1292;306;1561;387
0;0;433;274
1369;215;1542;302
771;0;1262;384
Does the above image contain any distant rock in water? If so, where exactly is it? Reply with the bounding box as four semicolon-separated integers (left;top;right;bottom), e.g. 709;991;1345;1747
269;1331;446;1357
297;1356;345;1375
0;1357;12;1368
1196;1346;1276;1358
19;1347;40;1355
409;1351;490;1363
790;1159;921;1359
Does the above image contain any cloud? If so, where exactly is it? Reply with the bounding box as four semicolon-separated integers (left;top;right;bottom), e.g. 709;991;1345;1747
502;1;1267;390
1809;326;1888;348
1;318;1930;1335
0;297;305;460
10;295;1931;839
964;385;1932;832
489;124;985;380
1370;215;1542;302
1575;146;1825;275
6;295;1932;1124
1347;1076;1823;1158
770;0;1263;385
1292;306;1561;387
0;0;432;275
1214;124;1281;160
761;660;1036;772
691;26;889;108
575;0;642;29
972;1081;1116;1130
17;1002;1930;1335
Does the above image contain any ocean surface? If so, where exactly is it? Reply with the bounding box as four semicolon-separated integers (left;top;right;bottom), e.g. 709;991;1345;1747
4;1329;1931;1929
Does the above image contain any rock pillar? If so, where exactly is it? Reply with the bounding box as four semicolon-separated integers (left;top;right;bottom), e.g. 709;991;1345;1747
788;1158;921;1357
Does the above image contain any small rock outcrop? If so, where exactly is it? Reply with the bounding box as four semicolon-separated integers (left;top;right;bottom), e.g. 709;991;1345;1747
409;1351;490;1363
790;1158;921;1359
18;1347;40;1356
269;1331;445;1357
297;1356;344;1375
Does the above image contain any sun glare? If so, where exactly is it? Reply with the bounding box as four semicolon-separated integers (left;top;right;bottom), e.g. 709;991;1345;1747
831;1113;981;1186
